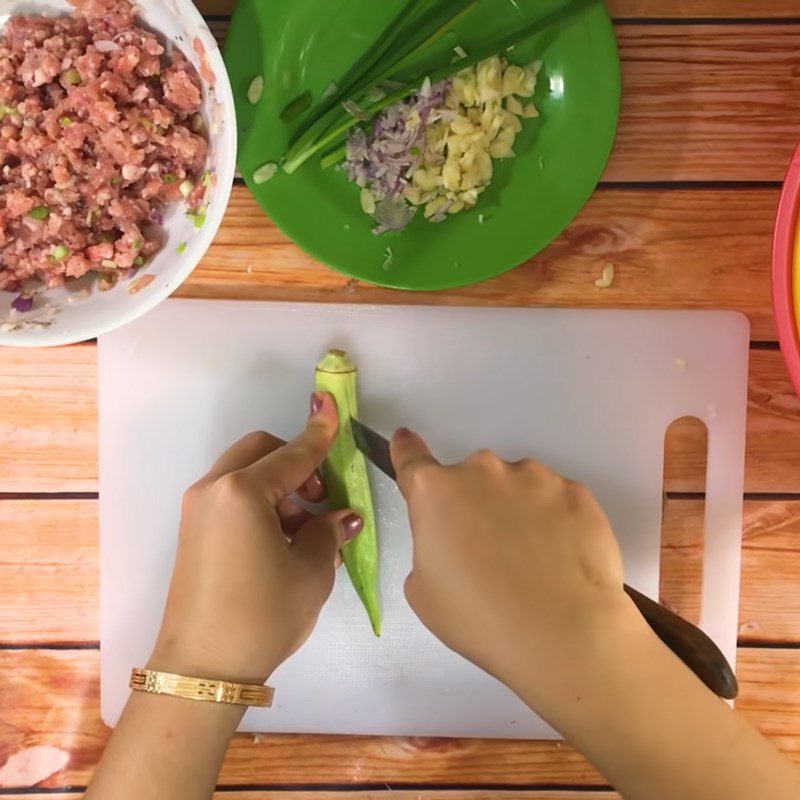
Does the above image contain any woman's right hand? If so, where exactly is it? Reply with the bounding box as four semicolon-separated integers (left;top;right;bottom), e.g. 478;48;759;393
391;428;800;800
390;427;648;723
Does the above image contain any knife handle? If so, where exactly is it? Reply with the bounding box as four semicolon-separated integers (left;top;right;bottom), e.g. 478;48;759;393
623;584;738;700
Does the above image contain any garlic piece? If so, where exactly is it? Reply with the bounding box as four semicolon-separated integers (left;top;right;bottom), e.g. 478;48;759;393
594;263;616;289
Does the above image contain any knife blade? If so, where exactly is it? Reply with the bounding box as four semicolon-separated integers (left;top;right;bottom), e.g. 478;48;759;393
351;416;396;480
349;416;738;700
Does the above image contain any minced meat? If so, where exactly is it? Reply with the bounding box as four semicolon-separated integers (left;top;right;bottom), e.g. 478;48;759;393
0;0;209;291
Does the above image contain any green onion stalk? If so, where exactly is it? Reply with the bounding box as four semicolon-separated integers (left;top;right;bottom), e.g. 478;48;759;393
281;0;596;174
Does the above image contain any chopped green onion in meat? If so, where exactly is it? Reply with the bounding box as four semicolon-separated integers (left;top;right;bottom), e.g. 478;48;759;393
186;210;206;229
50;245;69;262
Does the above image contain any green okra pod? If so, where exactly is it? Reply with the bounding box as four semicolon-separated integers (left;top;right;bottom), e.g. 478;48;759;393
315;349;381;636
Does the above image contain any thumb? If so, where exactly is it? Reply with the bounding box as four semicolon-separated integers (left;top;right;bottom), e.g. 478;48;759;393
390;427;440;499
243;392;339;503
292;510;364;575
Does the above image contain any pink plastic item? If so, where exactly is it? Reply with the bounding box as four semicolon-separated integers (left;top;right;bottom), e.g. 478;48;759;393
772;139;800;399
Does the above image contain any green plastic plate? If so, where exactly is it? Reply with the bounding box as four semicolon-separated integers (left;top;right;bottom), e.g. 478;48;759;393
225;0;620;290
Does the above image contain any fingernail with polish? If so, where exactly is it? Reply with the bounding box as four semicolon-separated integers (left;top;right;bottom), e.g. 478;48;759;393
394;426;415;439
341;513;364;542
309;392;324;417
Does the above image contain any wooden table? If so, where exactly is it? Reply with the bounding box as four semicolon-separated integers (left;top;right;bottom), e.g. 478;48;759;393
2;0;800;796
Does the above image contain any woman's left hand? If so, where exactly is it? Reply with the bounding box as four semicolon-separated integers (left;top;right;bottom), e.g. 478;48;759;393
147;391;361;684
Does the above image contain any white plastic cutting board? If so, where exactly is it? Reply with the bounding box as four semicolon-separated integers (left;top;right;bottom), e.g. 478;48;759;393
99;300;749;739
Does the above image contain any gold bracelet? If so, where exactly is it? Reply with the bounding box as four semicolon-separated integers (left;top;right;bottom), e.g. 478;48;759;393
130;668;274;708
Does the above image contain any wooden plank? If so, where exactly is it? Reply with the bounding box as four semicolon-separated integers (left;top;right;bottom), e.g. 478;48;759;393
0;343;96;494
0;501;97;644
1;794;620;800
661;499;800;643
0;348;797;494
0;648;795;789
195;0;800;20
185;186;778;341
205;18;800;182
739;502;800;643
614;1;799;16
2;499;797;646
661;349;800;496
607;26;800;182
745;350;800;496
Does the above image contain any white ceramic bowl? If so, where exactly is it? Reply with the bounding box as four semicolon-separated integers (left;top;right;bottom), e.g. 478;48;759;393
0;0;236;346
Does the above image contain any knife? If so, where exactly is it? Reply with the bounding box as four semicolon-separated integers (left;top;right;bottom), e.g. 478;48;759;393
350;417;739;700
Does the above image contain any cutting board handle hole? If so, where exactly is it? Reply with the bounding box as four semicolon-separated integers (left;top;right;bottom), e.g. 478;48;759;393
660;415;709;627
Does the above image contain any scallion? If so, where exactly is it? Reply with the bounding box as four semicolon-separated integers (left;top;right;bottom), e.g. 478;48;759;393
279;91;312;124
320;144;347;170
186;210;206;229
288;0;435;146
50;245;69;262
320;81;338;101
29;205;50;220
286;0;476;155
281;0;592;175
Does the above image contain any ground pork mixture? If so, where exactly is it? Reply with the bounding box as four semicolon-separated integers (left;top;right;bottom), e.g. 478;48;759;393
0;0;209;293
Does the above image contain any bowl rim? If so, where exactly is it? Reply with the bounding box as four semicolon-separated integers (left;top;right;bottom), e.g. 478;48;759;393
0;0;237;348
772;138;800;397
